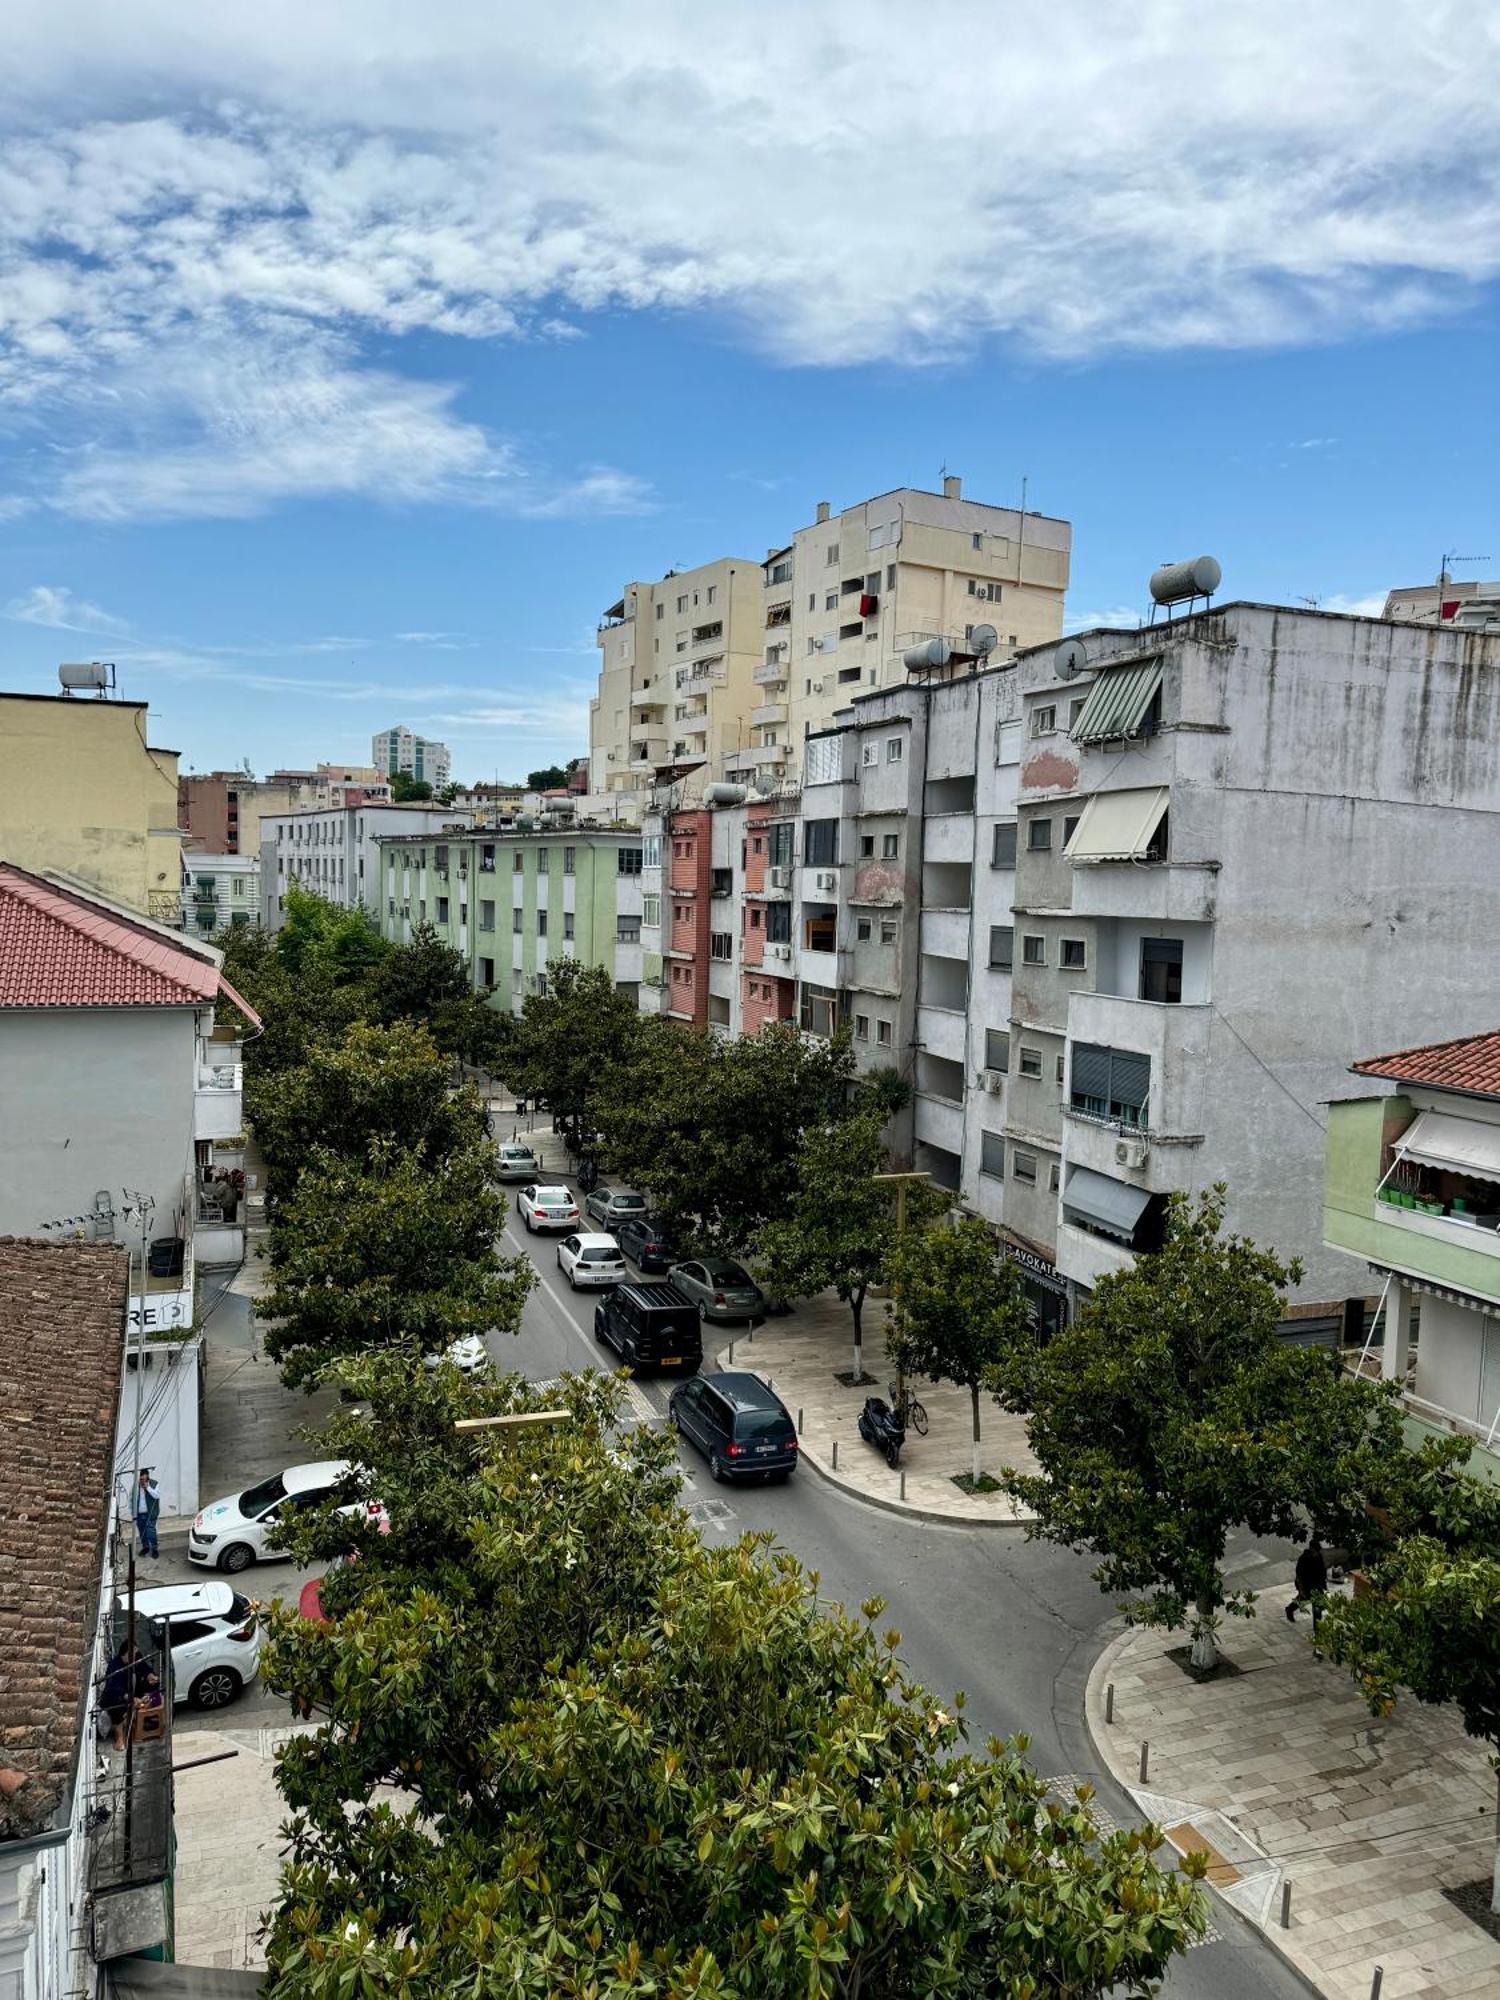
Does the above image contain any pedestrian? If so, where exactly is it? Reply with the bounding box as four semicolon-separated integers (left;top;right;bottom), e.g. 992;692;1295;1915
135;1468;161;1559
101;1641;145;1751
1286;1535;1328;1644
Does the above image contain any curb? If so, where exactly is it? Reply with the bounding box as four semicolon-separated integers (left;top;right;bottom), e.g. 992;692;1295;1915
714;1347;1035;1532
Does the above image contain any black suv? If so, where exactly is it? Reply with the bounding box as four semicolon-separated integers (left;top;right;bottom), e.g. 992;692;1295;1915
593;1281;702;1375
668;1371;798;1483
615;1212;677;1274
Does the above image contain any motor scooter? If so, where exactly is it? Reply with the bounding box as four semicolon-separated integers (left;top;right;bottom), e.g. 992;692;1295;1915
857;1395;905;1469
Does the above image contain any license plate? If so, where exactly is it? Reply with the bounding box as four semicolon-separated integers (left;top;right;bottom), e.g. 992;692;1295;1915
661;1355;681;1366
756;1444;776;1454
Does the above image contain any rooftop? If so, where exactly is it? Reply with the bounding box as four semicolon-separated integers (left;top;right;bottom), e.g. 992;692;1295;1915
0;864;261;1023
1352;1030;1500;1103
0;1237;128;1838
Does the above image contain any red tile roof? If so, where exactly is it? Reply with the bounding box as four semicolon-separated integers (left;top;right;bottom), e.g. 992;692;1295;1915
1351;1030;1500;1101
0;1237;127;1838
0;865;259;1023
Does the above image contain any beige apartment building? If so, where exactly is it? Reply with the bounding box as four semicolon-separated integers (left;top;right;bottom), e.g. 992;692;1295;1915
590;555;764;810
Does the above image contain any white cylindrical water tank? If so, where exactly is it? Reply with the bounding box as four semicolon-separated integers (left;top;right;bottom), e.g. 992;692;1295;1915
704;783;748;808
1149;557;1222;605
903;637;952;672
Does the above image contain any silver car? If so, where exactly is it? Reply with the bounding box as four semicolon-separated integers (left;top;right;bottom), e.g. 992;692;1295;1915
669;1257;766;1324
496;1143;540;1182
584;1187;649;1229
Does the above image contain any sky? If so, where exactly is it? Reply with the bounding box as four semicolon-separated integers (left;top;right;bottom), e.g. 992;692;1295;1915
1;2;1497;782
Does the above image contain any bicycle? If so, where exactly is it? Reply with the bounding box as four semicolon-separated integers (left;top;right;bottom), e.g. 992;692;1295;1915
889;1381;928;1436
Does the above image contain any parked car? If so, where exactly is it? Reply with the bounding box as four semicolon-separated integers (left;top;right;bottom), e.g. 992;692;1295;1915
593;1280;703;1375
422;1332;490;1375
669;1371;798;1484
557;1231;628;1289
670;1256;766;1324
122;1579;262;1708
615;1212;677;1273
584;1187;648;1230
189;1458;370;1574
496;1143;540;1182
516;1183;582;1232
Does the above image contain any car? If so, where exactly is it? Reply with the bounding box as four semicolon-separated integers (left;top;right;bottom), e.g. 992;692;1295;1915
423;1332;491;1374
593;1280;703;1375
584;1186;648;1230
669;1372;799;1484
188;1458;366;1574
495;1143;540;1182
615;1212;678;1274
557;1231;628;1289
516;1183;582;1233
670;1257;766;1324
122;1579;262;1709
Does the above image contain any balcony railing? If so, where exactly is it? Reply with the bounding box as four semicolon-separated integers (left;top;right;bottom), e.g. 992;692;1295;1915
197;1061;243;1093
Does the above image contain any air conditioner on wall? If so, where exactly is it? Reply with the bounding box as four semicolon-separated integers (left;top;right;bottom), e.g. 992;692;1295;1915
982;1069;1004;1094
1115;1137;1148;1169
814;870;837;893
765;942;791;962
768;866;790;888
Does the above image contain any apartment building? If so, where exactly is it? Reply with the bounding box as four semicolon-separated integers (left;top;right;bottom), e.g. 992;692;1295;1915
0;687;183;922
376;827;644;1014
1383;579;1500;629
590;556;765;809
373;724;451;789
261;800;474;928
181;851;259;933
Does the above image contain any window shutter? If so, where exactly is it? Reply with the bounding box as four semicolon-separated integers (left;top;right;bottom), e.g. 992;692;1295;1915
1071;1043;1111;1100
989;924;1013;969
1113;1050;1151;1112
985;1028;1010;1072
992;821;1018;867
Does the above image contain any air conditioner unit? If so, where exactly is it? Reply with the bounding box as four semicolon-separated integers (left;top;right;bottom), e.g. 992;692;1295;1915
765;942;791;962
1115;1137;1148;1169
814;869;837;893
983;1069;1005;1094
768;866;790;888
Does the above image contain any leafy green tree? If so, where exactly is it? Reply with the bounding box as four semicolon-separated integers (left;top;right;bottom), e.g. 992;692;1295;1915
887;1216;1033;1483
275;880;388;985
753;1111;938;1382
433;781;461;806
364;921;506;1067
525;763;568;789
506;958;642;1128
1009;1188;1403;1672
260;1359;1207;1995
390;771;433;801
260;1136;531;1389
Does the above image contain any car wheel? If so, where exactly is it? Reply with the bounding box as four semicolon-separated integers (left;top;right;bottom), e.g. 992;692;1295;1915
697;1301;709;1322
709;1452;726;1483
218;1541;255;1575
190;1666;242;1710
668;1404;681;1431
524;1212;534;1233
593;1308;607;1340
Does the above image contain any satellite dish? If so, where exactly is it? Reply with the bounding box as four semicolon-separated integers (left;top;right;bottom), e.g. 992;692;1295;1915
753;772;777;797
970;623;998;656
1054;636;1089;679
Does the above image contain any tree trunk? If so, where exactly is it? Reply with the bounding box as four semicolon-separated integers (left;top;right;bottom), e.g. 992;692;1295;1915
1189;1590;1219;1673
850;1287;865;1382
1492;1831;1500;1916
971;1382;982;1484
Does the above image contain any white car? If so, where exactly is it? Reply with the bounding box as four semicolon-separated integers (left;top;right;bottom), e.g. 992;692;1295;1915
189;1458;368;1575
516;1183;582;1233
422;1333;491;1375
496;1143;540;1182
124;1579;262;1710
557;1232;627;1289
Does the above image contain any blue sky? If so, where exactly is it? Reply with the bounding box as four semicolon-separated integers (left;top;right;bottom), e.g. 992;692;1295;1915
1;2;1496;782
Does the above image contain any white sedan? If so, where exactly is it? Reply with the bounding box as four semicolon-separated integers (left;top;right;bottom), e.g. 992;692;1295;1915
189;1459;381;1574
422;1333;491;1375
557;1232;627;1289
516;1183;582;1233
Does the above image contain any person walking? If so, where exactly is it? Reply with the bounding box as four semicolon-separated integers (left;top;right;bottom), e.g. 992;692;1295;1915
1286;1536;1328;1645
135;1469;161;1559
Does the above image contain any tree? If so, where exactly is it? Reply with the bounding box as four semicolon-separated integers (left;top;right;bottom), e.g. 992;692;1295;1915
390;771;433;801
259;1136;532;1389
275;880;389;985
753;1111;938;1381
363;921;507;1067
1008;1188;1403;1672
887;1216;1033;1483
433;781;461;806
259;1359;1207;1995
526;763;568;790
506;958;642;1128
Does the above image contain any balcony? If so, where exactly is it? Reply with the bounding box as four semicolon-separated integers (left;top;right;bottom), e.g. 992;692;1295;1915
738;744;790;768
919;907;969;963
755;660;790;686
913;1091;965;1157
1066;991;1212;1140
923;814;975;864
916;1004;967;1065
692;621;724;645
629;735;669;769
630;683;666;710
751;701;787;727
1057;1218;1138;1292
194;1058;243;1142
1070;860;1219;925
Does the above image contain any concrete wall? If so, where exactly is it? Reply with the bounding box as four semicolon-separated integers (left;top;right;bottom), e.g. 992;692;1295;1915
1417;1296;1500;1434
114;1334;202;1519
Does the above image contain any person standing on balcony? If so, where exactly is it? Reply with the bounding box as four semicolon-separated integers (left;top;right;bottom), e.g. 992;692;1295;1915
135;1468;161;1559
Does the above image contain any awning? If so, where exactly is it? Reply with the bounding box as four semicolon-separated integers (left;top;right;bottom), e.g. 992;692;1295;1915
1064;786;1169;863
1395;1110;1500;1182
1063;1166;1152;1243
1071;656;1163;743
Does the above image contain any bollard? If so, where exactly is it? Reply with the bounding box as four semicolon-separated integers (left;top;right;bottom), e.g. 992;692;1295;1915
1138;1740;1149;1784
798;1407;804;1433
1105;1683;1115;1725
1368;1969;1382;2000
728;1340;735;1366
900;1470;906;1502
1280;1881;1292;1930
832;1439;839;1471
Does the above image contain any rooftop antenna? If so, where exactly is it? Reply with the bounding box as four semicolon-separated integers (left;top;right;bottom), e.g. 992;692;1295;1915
1438;550;1490;585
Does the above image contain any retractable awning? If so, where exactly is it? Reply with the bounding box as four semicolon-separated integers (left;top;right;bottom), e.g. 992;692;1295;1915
1063;1166;1152;1243
1071;656;1163;743
1064;786;1169;863
1395;1110;1500;1182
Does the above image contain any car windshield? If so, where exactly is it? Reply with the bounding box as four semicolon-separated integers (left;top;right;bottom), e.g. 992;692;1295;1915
230;1593;254;1622
612;1195;646;1211
536;1188;572;1203
582;1247;623;1263
502;1148;533;1161
711;1264;754;1287
737;1410;793;1440
237;1473;286;1516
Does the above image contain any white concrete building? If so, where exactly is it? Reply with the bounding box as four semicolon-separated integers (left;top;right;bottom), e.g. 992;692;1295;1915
372;725;451;789
260;800;475;928
180;850;259;935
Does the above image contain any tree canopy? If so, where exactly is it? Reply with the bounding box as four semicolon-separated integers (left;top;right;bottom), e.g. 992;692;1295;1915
260;1358;1207;1996
390;771;433;801
505;958;643;1127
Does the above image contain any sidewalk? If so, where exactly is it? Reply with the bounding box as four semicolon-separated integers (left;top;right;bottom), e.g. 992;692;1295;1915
1085;1586;1500;1998
715;1305;1039;1526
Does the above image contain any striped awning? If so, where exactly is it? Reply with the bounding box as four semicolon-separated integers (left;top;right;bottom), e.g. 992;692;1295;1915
1063;1166;1152;1243
1071;656;1163;744
1064;786;1169;863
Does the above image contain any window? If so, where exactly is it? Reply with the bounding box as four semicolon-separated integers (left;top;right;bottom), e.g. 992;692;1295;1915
752;835;764;855
769;821;794;869
1063;814;1081;848
618;847;643;874
750;905;762;928
642;893;661;926
886;736;904;763
984;1028;1009;1072
1028;818;1052;851
655;602;664;620
992;821;1018;867
676;593;688;614
564;847;576;874
1022;934;1046;966
232;876;245;899
1019;1046;1043;1079
996;718;1022;765
1050;1161;1061;1191
1012;1150;1038;1185
861;742;878;767
1070;1043;1151;1127
710;932;733;960
803;818;838;867
710;867;733;896
1140;937;1185;1004
826;590;839;610
1060;937;1087;970
856;917;872;941
988;925;1013;969
418;899;427;921
876;1019;892;1046
643;834;662;869
765;901;792;943
880;917;897;945
808;594;816;612
513;908;523;933
855;1014;870;1041
481;843;496;871
434;844;449;871
860;834;875;857
1031;705;1057;737
480;957;495;986
514;851;525;872
980;1132;1006;1178
706;584;716;605
826;543;840;565
1069;696;1086;728
799;984;840;1037
480;899;495;930
537;909;548;937
436;896;450;923
882;832;899;859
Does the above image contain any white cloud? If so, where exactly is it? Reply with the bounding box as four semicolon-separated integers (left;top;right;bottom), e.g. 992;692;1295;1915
4;583;128;632
1319;591;1388;617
